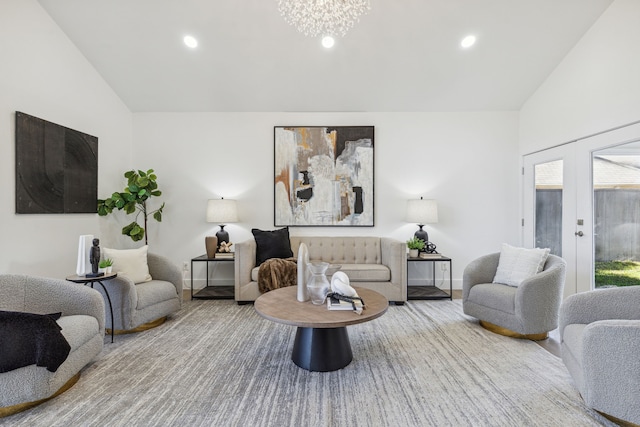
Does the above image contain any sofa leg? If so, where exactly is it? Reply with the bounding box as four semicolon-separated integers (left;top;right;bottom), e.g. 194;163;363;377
479;320;548;341
394;301;405;306
237;301;253;305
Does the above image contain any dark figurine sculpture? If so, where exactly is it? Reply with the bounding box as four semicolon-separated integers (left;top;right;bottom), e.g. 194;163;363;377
88;238;101;276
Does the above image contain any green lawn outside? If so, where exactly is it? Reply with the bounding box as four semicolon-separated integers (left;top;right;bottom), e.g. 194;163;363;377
594;261;640;287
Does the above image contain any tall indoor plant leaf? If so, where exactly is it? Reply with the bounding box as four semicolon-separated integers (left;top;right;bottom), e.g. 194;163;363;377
97;169;165;245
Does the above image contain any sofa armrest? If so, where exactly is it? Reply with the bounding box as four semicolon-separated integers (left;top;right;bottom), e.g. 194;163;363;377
582;319;640;422
381;237;407;299
462;252;500;301
235;239;257;297
559;286;640;337
148;253;183;302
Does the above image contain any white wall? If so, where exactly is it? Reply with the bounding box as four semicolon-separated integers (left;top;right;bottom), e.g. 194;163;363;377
133;111;520;289
0;0;132;278
0;1;521;291
519;0;640;153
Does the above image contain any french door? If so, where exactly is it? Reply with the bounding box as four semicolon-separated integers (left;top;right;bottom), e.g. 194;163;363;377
523;122;640;297
523;145;585;297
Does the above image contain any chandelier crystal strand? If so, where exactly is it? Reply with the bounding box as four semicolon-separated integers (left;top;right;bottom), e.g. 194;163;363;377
278;0;371;37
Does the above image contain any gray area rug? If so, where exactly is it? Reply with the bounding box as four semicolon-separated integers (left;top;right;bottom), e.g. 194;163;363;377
2;299;616;427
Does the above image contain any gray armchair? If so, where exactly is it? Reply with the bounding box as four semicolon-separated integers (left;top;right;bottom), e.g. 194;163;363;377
559;286;640;425
95;253;182;332
0;274;104;416
462;252;566;339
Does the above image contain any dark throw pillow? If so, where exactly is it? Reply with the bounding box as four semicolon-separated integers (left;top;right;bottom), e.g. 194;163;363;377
252;227;293;266
0;310;71;373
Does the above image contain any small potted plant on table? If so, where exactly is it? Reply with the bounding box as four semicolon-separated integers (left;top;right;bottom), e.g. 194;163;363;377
406;237;425;258
99;258;113;274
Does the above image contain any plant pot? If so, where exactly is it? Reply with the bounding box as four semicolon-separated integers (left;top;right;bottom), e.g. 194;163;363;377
409;249;419;258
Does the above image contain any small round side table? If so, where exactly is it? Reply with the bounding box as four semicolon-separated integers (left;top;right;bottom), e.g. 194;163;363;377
66;272;117;343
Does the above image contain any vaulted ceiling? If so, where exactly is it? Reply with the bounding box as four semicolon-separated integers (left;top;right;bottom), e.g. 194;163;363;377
38;0;613;112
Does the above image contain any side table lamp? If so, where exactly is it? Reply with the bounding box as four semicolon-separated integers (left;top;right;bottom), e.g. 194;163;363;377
406;197;438;253
206;198;238;257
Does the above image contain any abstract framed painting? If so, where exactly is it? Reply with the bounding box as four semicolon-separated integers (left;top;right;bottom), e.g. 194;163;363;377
274;126;374;227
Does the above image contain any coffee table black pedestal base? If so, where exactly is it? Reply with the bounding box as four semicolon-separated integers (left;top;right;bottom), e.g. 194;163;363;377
292;327;353;372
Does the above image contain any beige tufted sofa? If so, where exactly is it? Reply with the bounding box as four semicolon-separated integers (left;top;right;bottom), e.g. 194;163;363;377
235;236;406;304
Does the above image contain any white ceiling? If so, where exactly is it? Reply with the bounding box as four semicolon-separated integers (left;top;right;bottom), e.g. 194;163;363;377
37;0;613;113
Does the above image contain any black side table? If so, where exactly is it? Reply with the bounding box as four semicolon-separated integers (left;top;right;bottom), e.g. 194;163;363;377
407;256;453;300
190;255;235;300
66;272;117;342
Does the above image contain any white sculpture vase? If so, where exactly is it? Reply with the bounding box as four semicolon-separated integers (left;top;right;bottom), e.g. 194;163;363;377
76;234;94;275
297;243;309;302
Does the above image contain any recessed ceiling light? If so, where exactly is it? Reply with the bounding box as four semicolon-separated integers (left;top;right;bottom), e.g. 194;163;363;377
183;35;198;49
461;35;476;49
322;36;335;49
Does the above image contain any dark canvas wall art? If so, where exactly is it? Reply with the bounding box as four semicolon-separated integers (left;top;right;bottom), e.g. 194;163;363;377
15;112;98;214
274;126;374;227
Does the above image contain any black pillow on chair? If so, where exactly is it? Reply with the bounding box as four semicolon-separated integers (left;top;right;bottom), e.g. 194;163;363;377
252;227;293;266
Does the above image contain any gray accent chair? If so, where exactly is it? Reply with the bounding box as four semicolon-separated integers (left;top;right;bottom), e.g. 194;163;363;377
0;274;105;416
95;253;182;332
559;286;640;425
462;252;566;339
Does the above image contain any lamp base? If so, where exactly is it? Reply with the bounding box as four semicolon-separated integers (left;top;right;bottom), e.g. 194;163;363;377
216;225;229;251
414;225;437;253
414;227;428;245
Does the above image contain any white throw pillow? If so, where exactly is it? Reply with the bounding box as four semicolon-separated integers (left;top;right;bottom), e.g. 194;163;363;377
492;243;550;287
103;246;152;284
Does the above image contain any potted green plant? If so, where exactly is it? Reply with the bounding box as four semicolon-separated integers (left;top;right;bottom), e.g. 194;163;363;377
407;237;426;258
97;169;164;245
98;258;113;274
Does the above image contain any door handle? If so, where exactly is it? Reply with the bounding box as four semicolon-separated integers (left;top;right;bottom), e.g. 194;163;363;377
575;231;584;237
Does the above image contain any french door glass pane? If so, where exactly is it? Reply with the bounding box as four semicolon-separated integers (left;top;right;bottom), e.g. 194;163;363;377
535;160;563;256
593;144;640;288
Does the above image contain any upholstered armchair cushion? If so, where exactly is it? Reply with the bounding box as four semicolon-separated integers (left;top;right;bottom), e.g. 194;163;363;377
492;243;550;287
559;286;640;425
463;252;566;336
103;245;152;284
95;253;182;331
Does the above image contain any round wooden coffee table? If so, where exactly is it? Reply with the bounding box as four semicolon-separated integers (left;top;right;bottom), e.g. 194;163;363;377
254;286;388;372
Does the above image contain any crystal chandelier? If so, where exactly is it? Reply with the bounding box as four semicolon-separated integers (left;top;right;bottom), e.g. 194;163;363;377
277;0;371;37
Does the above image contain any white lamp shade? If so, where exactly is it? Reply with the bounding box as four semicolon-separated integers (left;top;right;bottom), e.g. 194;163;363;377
206;199;238;224
406;198;438;224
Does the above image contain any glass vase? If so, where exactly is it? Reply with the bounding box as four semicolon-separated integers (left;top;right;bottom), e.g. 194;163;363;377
306;262;330;305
